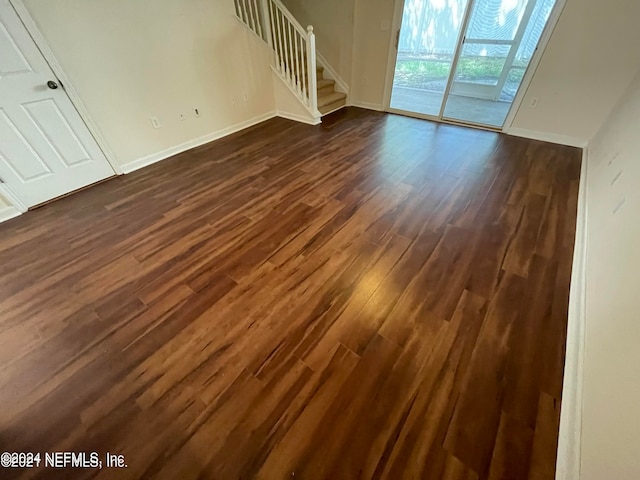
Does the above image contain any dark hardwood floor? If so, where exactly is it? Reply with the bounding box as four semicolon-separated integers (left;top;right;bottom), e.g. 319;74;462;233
0;108;581;479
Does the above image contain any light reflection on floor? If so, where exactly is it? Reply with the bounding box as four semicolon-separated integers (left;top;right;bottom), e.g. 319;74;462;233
374;111;501;193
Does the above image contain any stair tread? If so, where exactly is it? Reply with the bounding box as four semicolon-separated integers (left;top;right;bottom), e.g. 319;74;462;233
318;91;347;108
317;78;335;89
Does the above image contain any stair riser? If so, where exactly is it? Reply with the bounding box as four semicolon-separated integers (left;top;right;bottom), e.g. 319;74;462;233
319;99;347;115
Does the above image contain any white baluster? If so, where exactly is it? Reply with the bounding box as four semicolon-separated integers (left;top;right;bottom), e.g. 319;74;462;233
293;30;301;94
246;0;257;33
276;9;286;74
300;33;308;102
259;0;271;43
238;0;249;26
253;0;264;38
287;23;295;87
283;15;291;84
267;0;278;64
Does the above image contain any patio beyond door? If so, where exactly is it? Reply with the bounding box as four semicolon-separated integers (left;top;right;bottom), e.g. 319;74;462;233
389;0;558;129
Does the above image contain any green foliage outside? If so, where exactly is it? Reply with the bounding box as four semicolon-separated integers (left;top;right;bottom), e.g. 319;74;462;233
394;57;525;87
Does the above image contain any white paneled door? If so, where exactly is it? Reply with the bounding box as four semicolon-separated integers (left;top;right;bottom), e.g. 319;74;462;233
0;0;114;208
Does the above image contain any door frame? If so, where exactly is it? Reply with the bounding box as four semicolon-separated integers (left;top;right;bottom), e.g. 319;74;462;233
6;0;122;180
382;0;570;133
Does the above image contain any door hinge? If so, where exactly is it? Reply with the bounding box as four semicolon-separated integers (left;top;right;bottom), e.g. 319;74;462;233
395;29;400;49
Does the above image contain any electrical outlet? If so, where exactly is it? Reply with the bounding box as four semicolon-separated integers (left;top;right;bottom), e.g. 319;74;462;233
193;107;201;117
149;116;161;129
529;97;540;108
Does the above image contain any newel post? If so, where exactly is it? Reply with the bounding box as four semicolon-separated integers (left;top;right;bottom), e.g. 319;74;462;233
306;25;318;114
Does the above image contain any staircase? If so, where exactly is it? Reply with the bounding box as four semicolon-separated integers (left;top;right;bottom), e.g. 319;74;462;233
317;67;347;115
234;0;347;121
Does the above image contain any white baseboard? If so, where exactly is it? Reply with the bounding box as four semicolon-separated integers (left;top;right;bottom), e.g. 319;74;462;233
0;205;22;224
276;111;321;125
121;111;277;174
350;101;384;112
556;148;588;480
507;127;587;148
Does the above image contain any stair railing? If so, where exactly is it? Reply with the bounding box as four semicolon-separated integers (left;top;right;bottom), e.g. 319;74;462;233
234;0;320;116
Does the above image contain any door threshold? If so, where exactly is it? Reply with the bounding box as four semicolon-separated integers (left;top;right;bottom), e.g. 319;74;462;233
387;108;503;133
28;175;117;210
440;117;503;133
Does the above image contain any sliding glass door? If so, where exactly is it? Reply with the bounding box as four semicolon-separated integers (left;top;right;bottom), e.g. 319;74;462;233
389;0;558;129
389;0;470;117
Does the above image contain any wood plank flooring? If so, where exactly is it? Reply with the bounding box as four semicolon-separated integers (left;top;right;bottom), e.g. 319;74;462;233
0;108;581;479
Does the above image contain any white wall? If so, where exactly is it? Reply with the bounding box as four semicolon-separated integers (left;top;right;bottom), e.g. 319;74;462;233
510;0;640;144
272;71;319;125
350;0;395;109
22;0;276;168
578;68;640;480
281;0;355;87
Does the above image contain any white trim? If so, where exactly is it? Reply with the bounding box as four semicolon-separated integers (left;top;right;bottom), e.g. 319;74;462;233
0;205;22;224
9;0;122;174
388;107;439;122
0;184;28;213
351;101;384;112
502;0;570;131
316;52;349;96
437;0;477;119
556;148;588;480
348;0;359;108
120;111;277;174
507;127;587;148
276;111;321;125
382;0;406;111
268;0;307;37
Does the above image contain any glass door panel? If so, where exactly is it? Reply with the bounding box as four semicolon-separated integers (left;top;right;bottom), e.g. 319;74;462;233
443;0;557;127
465;0;528;41
445;42;513;125
389;0;470;117
501;0;557;100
